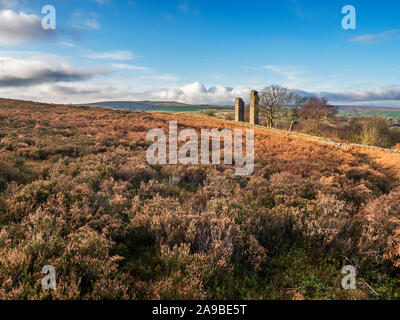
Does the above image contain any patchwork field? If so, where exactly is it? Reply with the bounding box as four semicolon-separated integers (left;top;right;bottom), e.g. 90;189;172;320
1;98;400;300
338;106;400;120
79;100;233;114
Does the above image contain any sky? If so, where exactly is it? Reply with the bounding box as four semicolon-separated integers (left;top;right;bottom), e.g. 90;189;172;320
0;0;400;106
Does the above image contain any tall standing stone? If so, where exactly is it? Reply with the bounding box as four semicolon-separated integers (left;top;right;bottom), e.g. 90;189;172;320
249;90;259;125
235;98;244;122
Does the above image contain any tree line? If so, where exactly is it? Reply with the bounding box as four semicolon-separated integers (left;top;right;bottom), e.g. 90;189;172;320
255;85;400;149
258;85;337;134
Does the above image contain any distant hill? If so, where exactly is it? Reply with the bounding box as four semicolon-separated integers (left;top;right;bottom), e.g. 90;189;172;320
77;101;233;114
76;101;400;119
337;105;400;120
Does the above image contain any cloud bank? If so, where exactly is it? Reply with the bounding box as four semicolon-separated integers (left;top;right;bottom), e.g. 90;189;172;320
82;50;137;60
0;55;109;87
137;82;252;104
0;52;399;107
318;87;400;103
107;84;400;106
0;9;53;46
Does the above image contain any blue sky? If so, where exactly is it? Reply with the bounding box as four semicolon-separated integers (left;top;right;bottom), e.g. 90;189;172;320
1;0;400;106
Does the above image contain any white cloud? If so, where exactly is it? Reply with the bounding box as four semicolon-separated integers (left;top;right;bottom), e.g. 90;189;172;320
169;82;251;104
59;41;76;47
242;64;338;92
0;55;398;107
82;49;137;60
134;83;400;107
0;9;52;46
2;79;400;107
317;87;400;103
0;79;253;105
0;55;109;87
111;82;252;105
350;29;400;44
72;10;101;30
241;65;305;82
0;0;18;8
262;65;304;83
111;63;151;72
86;18;100;30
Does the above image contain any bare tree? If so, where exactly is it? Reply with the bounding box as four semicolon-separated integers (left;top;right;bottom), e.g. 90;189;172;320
297;97;337;134
281;105;300;132
259;85;307;128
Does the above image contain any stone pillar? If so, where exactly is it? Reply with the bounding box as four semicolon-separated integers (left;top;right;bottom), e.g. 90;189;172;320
249;90;259;125
235;98;244;122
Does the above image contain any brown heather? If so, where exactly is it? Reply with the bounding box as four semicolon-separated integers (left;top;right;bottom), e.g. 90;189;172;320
1;98;400;299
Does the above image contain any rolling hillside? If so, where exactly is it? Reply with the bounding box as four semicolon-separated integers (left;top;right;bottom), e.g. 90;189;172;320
78;100;233;114
338;106;400;120
1;98;400;300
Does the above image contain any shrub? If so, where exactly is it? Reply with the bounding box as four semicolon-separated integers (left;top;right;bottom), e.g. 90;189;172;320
203;109;217;117
359;191;400;264
144;245;208;300
1;98;400;299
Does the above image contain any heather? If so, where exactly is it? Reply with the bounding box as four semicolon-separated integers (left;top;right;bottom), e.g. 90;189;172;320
1;98;400;299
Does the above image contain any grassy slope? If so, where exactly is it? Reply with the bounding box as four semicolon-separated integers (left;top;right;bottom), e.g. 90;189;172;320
79;100;233;114
1;98;400;299
338;107;400;120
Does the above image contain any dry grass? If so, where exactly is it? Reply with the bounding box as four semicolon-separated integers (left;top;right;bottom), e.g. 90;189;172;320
1;98;400;300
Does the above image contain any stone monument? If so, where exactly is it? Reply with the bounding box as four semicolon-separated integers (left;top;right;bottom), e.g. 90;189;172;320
249;90;259;125
235;98;244;122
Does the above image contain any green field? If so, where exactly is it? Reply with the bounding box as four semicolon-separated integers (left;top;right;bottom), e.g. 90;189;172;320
338;107;400;120
79;100;234;114
150;105;233;114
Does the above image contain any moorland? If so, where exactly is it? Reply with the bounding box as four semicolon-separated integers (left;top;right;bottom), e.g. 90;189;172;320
1;98;400;299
